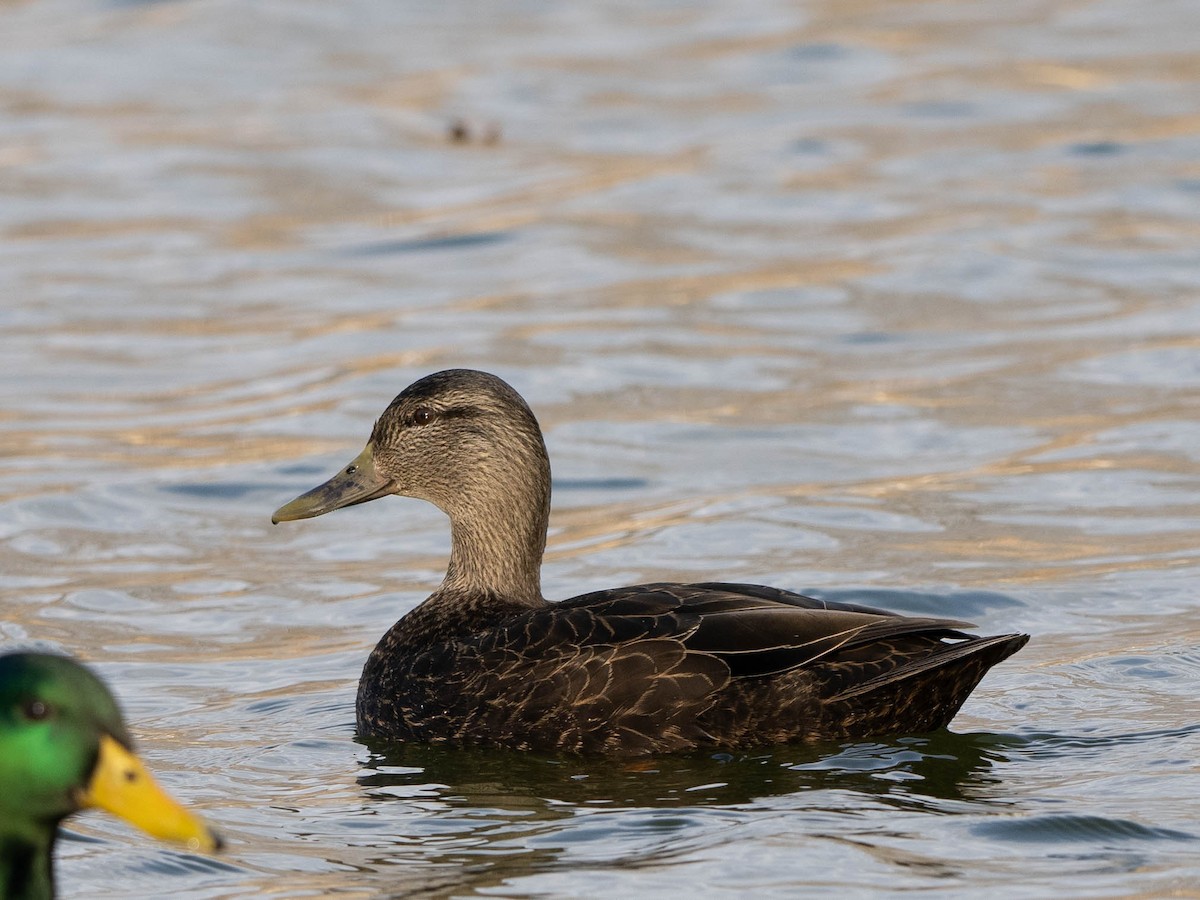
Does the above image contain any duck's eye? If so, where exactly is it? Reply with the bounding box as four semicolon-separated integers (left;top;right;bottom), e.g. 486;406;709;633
411;407;434;426
20;699;50;722
346;464;359;475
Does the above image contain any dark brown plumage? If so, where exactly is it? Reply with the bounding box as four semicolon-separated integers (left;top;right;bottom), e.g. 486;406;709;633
273;369;1028;755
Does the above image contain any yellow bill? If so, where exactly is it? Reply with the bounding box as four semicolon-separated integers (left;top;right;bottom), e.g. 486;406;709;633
81;734;221;853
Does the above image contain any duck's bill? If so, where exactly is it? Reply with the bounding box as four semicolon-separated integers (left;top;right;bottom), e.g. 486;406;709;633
271;443;394;524
81;734;222;853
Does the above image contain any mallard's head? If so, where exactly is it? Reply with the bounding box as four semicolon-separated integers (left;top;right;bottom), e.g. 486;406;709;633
0;652;221;853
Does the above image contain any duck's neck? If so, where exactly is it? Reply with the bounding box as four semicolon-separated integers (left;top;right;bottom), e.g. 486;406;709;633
0;832;56;900
363;462;551;671
440;487;548;608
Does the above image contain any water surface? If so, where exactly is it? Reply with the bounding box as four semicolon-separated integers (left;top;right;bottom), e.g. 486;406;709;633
2;0;1198;896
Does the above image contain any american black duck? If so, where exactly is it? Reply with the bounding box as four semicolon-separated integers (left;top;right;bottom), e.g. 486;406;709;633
0;652;220;900
273;369;1027;755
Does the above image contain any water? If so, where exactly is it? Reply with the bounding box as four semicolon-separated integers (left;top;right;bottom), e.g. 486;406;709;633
2;0;1199;896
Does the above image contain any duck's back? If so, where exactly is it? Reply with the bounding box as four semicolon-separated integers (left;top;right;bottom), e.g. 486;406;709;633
355;582;1027;755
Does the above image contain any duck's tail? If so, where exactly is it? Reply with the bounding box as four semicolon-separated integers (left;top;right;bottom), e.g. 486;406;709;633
819;632;1029;738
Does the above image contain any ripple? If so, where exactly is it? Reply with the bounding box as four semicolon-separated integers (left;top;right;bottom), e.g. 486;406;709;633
807;588;1024;619
1065;347;1200;388
972;814;1195;844
1002;724;1200;761
343;231;511;256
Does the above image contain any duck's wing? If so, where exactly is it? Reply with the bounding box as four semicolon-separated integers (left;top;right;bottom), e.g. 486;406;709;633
556;581;981;679
555;581;1027;740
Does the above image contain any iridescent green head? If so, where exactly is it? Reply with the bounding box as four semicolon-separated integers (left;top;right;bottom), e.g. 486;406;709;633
0;653;130;835
0;652;220;899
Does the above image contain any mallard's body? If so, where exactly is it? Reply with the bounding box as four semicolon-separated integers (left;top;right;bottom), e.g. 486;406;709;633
274;369;1027;756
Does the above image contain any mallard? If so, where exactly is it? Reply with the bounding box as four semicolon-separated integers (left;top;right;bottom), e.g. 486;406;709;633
0;652;221;899
273;369;1027;755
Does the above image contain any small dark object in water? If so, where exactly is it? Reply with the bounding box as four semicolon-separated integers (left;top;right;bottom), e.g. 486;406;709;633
447;118;501;145
273;369;1027;755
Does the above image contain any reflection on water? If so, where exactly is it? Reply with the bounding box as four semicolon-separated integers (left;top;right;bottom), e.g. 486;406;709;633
3;0;1200;895
349;732;1020;895
360;730;1011;813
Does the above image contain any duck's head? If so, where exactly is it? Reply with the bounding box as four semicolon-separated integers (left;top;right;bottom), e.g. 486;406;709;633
0;652;221;853
272;369;552;601
272;369;550;527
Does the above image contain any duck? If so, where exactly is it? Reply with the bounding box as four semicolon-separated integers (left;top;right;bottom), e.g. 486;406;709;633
272;369;1028;755
0;651;221;899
